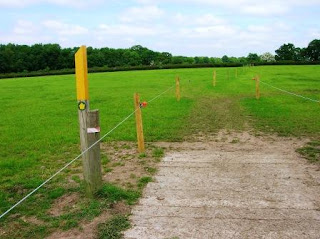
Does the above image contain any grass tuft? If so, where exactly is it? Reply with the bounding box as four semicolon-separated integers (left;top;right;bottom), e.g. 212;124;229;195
97;184;140;205
296;140;320;162
138;153;147;158
152;148;164;158
48;188;66;199
144;167;157;174
137;176;153;189
97;215;130;239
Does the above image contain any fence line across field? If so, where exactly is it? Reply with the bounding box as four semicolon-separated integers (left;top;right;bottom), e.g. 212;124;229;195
0;84;175;220
260;80;320;103
2;70;318;220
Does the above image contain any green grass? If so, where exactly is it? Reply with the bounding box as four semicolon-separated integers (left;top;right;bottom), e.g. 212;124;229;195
97;184;140;205
144;166;157;174
97;215;131;239
152;147;164;158
138;152;147;158
137;176;153;189
0;66;319;237
48;187;66;199
296;141;320;162
0;182;138;239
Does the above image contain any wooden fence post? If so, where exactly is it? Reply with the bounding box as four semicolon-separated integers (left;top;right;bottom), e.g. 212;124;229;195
255;75;260;100
134;93;145;153
176;76;181;101
85;110;102;194
213;70;216;87
75;45;102;196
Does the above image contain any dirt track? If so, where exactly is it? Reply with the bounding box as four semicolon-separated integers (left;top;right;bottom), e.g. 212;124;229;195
124;131;320;239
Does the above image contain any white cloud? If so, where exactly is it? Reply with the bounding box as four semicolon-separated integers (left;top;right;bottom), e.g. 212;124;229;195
120;5;164;23
42;20;89;35
0;0;103;8
2;0;319;13
0;19;89;46
136;0;320;6
0;34;52;45
195;14;226;25
13;20;39;34
0;0;38;7
0;0;318;56
134;0;320;16
96;23;167;36
155;18;297;56
242;4;288;15
173;13;225;26
172;13;186;24
192;25;237;37
307;29;320;39
47;0;103;8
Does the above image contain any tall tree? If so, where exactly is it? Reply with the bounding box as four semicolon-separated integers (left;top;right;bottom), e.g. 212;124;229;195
275;43;300;61
260;52;275;62
221;55;229;63
305;39;320;61
247;53;260;63
155;52;172;65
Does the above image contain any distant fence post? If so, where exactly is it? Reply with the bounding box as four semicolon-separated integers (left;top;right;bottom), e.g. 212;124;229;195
134;93;145;153
75;45;102;197
255;75;260;100
176;75;181;101
213;70;216;87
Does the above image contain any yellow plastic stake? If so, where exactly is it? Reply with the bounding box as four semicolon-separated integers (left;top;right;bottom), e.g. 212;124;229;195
213;70;216;87
255;75;260;100
75;45;89;101
175;76;181;101
134;93;145;153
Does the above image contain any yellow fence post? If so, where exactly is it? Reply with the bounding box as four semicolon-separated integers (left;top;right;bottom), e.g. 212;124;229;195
75;45;102;197
255;75;260;100
213;70;216;87
134;93;145;153
176;75;181;101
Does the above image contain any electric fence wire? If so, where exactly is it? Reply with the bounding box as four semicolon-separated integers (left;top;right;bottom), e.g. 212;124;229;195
0;84;175;219
148;84;175;104
260;80;320;103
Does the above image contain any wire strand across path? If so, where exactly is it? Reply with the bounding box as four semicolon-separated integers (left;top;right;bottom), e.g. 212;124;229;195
0;84;175;220
260;80;320;103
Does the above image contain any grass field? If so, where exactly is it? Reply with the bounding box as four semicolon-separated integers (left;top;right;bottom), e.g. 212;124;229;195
0;65;319;238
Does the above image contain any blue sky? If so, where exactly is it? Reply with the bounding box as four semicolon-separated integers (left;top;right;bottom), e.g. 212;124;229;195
0;0;319;57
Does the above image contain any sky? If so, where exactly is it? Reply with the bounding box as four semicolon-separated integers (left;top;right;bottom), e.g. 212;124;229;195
0;0;320;57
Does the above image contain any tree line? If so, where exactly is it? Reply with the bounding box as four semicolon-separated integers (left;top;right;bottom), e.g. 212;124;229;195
0;39;319;74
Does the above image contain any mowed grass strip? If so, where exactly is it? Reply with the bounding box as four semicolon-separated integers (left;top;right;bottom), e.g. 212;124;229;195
0;66;319;238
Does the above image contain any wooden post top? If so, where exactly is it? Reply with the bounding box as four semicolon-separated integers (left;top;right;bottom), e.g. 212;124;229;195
75;45;89;101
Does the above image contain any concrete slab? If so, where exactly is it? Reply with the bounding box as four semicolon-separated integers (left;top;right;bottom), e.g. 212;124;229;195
124;133;320;239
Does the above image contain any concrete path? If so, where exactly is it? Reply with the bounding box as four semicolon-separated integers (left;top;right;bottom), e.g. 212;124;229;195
124;132;320;239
